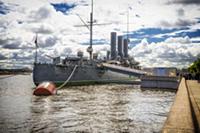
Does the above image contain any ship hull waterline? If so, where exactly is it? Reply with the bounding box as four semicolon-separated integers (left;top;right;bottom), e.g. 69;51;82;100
33;63;140;87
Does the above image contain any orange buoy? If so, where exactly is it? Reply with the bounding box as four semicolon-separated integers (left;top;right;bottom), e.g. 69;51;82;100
33;82;57;96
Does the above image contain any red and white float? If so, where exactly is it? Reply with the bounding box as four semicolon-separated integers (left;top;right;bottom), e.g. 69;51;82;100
33;82;57;96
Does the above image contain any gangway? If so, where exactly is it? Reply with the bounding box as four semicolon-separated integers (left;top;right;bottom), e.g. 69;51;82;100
101;63;147;77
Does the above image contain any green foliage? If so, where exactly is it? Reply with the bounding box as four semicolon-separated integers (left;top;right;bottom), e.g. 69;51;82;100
188;58;200;74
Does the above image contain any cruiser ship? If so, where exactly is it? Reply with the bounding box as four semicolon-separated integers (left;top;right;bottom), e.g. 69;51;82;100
33;0;141;86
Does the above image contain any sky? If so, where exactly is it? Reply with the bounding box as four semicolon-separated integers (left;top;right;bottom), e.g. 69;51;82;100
0;0;200;69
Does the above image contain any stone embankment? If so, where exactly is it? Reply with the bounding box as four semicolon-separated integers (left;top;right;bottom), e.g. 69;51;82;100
162;78;200;133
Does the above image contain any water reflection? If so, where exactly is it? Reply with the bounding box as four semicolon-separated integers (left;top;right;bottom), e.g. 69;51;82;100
0;75;33;133
0;75;175;133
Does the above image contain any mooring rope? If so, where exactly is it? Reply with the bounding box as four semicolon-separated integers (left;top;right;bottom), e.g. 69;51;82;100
56;65;78;90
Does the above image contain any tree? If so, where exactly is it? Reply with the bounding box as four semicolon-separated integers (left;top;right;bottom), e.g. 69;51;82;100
188;58;200;79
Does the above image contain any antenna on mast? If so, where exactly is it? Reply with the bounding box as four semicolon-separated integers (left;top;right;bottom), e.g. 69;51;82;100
75;0;109;60
127;6;130;43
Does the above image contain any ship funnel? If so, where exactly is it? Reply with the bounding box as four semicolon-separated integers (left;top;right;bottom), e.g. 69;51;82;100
110;32;117;60
118;36;123;59
123;39;128;58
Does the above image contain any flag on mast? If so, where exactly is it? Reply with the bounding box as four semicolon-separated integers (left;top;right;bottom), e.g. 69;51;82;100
34;33;38;48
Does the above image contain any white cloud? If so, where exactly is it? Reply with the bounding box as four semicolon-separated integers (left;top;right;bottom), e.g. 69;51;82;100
0;0;200;68
165;36;191;44
28;23;54;34
130;37;200;68
29;5;53;20
37;34;58;47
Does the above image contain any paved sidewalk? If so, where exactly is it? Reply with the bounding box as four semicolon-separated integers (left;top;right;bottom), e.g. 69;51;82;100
162;78;195;133
187;80;200;133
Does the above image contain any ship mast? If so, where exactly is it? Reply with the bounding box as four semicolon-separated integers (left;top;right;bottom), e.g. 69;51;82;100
127;7;129;41
34;33;38;64
87;0;93;60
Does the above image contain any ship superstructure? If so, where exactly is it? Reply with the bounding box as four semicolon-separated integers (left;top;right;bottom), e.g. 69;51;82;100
33;31;142;86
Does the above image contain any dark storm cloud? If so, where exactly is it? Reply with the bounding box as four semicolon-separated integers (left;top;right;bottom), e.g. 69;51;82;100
0;38;35;50
0;53;7;60
3;43;20;49
0;34;57;51
38;35;58;48
44;36;57;47
167;0;200;5
30;24;54;34
176;8;185;16
11;50;34;60
160;19;196;27
0;38;7;45
175;19;196;26
0;1;10;15
0;38;22;49
159;49;196;63
30;6;52;20
59;47;72;56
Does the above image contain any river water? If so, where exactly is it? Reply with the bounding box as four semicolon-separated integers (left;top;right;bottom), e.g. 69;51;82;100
0;75;175;133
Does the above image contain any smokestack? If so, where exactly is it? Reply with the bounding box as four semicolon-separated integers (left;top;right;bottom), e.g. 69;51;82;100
110;32;117;59
118;36;123;58
123;39;128;58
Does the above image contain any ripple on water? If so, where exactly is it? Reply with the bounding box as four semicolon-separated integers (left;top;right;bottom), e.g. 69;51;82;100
0;75;176;133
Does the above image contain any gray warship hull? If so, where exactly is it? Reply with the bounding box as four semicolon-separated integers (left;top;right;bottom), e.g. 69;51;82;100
33;63;137;86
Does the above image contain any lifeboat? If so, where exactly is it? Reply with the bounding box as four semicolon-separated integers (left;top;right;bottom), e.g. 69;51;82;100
33;82;57;96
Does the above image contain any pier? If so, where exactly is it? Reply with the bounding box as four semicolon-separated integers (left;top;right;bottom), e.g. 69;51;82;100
101;63;179;89
141;75;179;89
162;78;200;133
